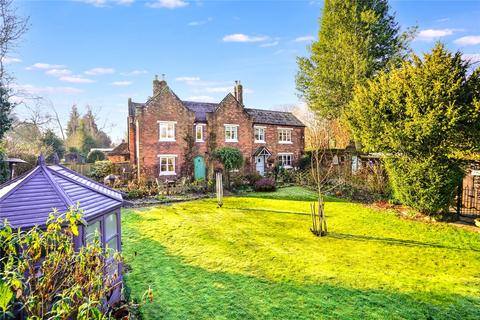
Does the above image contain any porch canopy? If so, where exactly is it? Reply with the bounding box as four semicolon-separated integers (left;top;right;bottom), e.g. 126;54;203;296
253;146;272;158
0;154;125;228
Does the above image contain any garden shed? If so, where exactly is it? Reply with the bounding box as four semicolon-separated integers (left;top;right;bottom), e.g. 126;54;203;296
0;154;126;302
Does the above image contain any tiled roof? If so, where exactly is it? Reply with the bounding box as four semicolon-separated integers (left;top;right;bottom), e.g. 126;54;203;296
129;98;305;127
182;101;217;122
245;108;305;127
0;156;124;228
108;142;129;156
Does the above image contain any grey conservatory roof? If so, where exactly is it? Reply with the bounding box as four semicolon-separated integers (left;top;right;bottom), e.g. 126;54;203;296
0;155;124;228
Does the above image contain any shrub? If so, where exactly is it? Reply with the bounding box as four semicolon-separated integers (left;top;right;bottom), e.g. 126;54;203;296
212;147;243;171
121;179;159;199
0;208;121;319
298;154;311;170
384;156;463;214
254;177;276;192
245;172;262;186
90;160;114;180
87;150;106;163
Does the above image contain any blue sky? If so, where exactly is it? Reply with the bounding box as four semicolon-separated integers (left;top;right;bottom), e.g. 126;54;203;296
7;0;480;142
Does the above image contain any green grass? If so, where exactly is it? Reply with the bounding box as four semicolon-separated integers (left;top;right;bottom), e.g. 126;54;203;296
122;187;480;319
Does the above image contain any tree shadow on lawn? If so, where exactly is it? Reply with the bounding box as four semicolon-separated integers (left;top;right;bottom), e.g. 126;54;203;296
123;234;480;320
328;232;480;253
241;187;346;203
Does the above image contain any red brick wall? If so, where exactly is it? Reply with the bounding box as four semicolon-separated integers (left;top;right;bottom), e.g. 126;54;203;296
136;81;196;180
129;83;305;180
253;125;304;170
207;94;254;173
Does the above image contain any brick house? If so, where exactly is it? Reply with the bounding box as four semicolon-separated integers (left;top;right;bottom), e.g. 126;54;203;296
128;77;305;180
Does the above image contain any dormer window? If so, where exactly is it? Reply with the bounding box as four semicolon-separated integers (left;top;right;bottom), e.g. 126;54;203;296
225;124;239;142
158;121;176;141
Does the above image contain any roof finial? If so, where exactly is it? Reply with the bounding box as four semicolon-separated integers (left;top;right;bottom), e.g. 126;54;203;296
37;154;46;166
155;74;158;81
162;73;165;81
53;153;60;165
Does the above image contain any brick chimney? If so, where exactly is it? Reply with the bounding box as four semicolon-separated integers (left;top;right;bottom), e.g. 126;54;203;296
153;74;166;96
234;80;243;105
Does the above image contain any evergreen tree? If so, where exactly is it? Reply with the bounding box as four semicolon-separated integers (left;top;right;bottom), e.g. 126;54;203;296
348;43;480;214
296;0;414;120
65;105;112;155
41;129;66;161
66;105;80;137
0;86;14;140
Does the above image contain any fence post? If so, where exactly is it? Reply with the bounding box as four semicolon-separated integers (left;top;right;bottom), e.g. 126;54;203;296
456;179;462;215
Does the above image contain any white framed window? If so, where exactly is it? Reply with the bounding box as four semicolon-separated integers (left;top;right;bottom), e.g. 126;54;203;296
278;128;292;144
158;121;176;141
254;126;265;143
158;155;176;175
85;220;101;245
278;153;293;168
195;124;204;142
105;213;119;259
225;124;239;142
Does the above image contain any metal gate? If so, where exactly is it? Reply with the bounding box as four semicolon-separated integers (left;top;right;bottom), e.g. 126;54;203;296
456;186;480;217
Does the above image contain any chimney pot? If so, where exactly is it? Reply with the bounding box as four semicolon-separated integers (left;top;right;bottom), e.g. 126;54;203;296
235;80;243;105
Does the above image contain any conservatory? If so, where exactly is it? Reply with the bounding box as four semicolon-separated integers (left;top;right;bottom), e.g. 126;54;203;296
0;154;126;302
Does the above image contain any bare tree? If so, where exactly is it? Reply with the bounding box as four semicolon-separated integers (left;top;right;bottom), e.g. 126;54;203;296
0;0;29;85
308;114;351;237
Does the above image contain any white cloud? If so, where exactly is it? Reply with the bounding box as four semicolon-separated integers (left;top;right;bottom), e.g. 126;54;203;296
454;35;480;46
186;95;216;103
223;33;269;43
77;0;134;7
416;29;457;41
111;81;132;86
3;57;21;64
12;84;83;95
84;67;115;75
59;75;95;83
147;0;188;9
26;62;65;70
45;68;72;77
260;41;279;48
436;18;450;23
121;69;148;76
462;53;480;64
294;35;315;42
176;76;200;82
188;17;212;26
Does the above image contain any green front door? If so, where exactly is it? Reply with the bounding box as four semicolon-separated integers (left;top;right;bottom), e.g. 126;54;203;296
194;156;206;180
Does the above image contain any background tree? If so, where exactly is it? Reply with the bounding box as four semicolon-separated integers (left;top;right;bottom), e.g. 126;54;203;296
0;86;13;140
87;149;106;163
65;105;112;157
41;129;65;161
348;43;480;214
0;0;29;143
66;105;81;137
296;0;414;125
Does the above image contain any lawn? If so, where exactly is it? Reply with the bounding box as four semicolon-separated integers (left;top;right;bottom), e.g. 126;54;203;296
122;187;480;319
